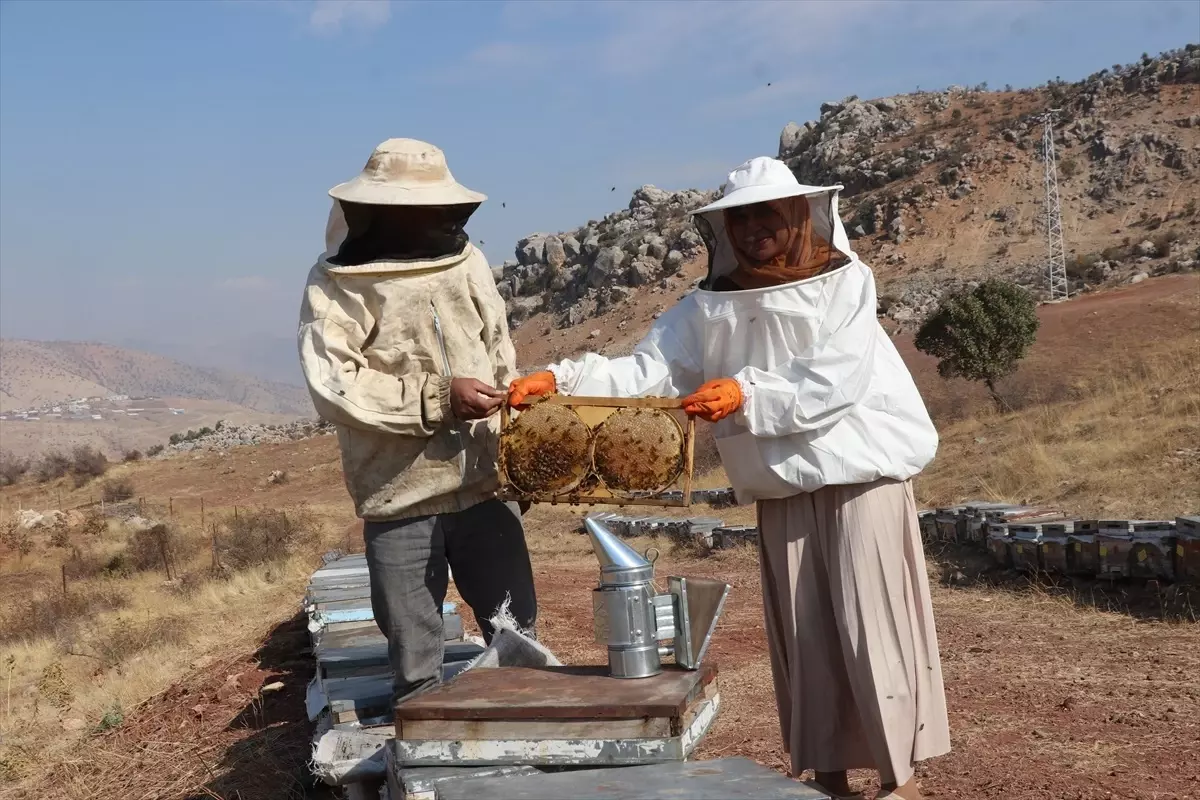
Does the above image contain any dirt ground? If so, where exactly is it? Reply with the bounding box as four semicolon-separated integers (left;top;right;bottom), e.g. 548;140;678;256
12;500;1197;800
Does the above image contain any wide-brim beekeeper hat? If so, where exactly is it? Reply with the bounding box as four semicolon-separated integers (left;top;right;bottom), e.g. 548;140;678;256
691;156;838;214
328;138;487;206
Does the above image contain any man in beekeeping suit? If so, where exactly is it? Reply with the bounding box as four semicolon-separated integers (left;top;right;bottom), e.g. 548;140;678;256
299;139;537;703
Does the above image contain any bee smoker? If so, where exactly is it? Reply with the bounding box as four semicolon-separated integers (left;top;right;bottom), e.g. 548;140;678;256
586;518;730;679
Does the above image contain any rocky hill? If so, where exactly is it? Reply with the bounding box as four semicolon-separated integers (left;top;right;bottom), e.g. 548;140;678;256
499;46;1199;340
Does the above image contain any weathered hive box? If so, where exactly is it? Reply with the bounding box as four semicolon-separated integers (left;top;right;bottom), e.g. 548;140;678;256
985;522;1011;567
1007;523;1042;573
1067;521;1100;576
1006;518;1073;572
1096;520;1172;579
499;396;695;508
934;507;966;542
917;510;937;543
1175;516;1200;583
391;664;720;767
1128;520;1177;581
964;503;1025;543
1039;521;1076;574
712;525;758;549
418;757;833;800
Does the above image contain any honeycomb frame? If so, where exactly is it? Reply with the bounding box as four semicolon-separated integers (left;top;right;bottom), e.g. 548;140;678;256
498;395;695;508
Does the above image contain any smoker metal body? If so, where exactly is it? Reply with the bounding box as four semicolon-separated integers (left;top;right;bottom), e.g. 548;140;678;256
586;518;730;679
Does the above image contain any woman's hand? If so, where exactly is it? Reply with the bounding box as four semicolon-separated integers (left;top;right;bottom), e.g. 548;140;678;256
508;371;557;407
682;378;743;422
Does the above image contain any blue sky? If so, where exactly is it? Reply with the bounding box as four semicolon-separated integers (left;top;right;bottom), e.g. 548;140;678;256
0;0;1196;383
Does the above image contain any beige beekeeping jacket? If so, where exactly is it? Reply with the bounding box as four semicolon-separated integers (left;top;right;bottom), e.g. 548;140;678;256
298;223;517;522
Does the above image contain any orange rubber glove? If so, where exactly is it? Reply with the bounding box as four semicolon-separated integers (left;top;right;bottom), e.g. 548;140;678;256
682;378;743;423
508;371;557;407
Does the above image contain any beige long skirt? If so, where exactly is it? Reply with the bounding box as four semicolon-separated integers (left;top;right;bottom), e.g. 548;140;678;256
757;478;950;784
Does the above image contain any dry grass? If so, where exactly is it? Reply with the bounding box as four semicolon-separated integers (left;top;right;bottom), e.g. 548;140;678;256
0;498;343;795
916;341;1200;519
696;334;1199;521
0;582;130;645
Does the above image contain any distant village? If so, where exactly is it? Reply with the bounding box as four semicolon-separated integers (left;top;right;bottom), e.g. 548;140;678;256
0;395;186;423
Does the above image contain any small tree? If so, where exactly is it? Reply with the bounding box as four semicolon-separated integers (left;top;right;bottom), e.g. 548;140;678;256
914;279;1040;410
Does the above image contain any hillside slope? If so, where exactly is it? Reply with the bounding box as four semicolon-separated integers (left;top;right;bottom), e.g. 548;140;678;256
0;339;311;416
499;46;1199;343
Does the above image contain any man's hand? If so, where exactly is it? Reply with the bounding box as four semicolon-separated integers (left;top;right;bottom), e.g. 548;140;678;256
449;378;505;420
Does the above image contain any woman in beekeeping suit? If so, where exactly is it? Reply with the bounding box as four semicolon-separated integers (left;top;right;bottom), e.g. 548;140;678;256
509;157;950;799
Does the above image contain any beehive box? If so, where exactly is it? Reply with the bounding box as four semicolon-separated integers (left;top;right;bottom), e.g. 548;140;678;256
1128;521;1177;581
1131;536;1176;581
1010;540;1039;571
1039;522;1075;574
918;511;937;543
498;396;695;508
1067;523;1100;577
934;508;963;543
1176;516;1200;583
1096;520;1137;579
986;526;1011;568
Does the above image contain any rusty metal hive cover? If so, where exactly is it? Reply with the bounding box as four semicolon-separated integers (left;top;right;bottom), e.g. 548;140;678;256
592;408;684;496
502;403;592;494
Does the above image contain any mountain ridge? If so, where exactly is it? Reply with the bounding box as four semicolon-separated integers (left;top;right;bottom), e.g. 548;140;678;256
0;338;312;416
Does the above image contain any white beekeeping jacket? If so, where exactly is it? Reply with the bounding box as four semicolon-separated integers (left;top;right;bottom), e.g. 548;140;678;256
547;181;938;504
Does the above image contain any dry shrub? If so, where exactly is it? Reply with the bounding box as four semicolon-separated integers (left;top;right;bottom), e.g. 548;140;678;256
146;444;164;457
85;615;189;668
79;510;108;537
221;507;320;569
64;546;120;581
0;453;30;486
122;449;142;462
71;445;109;487
49;521;70;549
126;523;199;572
167;569;214;598
1;522;33;559
35;451;72;483
0;745;34;782
102;477;135;503
1151;229;1181;257
36;661;74;710
0;583;129;644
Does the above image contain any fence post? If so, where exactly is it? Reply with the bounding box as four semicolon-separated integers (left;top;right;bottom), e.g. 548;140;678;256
200;497;205;526
211;524;219;572
61;564;68;596
169;498;174;517
158;536;172;582
233;506;238;521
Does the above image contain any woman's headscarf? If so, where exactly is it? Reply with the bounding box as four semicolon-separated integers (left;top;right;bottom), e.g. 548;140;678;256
724;197;840;290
